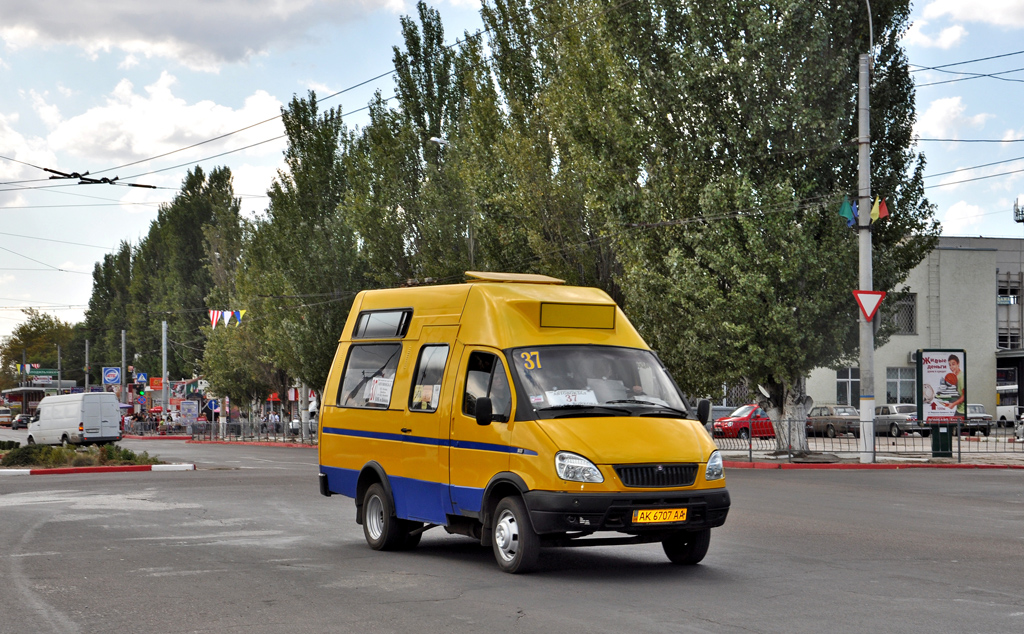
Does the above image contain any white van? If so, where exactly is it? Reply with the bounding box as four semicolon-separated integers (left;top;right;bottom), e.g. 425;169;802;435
27;393;122;446
0;407;11;426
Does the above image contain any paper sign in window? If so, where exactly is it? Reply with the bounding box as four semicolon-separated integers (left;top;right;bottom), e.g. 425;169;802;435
544;389;599;407
364;377;394;406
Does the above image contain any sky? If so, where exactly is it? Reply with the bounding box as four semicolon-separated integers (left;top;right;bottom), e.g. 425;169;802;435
1;0;1023;342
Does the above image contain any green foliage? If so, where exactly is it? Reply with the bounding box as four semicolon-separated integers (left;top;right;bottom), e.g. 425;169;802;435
0;444;160;468
73;1;936;452
0;440;20;451
0;309;77;390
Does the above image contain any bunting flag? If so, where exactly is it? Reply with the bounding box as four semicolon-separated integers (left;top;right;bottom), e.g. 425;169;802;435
851;200;858;224
222;310;233;326
839;196;855;227
870;196;881;222
209;310;219;328
234;309;246;325
878;197;889;220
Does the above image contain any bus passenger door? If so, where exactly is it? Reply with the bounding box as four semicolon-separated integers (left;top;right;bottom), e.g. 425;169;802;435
448;347;515;517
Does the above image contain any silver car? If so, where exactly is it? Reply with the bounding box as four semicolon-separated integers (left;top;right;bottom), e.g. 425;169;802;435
874;404;930;437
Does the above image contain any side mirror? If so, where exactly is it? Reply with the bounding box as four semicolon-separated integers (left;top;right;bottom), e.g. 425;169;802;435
697;399;711;426
475;396;493;426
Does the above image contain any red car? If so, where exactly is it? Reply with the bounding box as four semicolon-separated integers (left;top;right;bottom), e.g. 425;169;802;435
712;404;775;439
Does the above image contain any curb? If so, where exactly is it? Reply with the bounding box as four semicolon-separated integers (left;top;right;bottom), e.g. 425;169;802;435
724;460;1024;470
122;435;191;440
186;440;317;449
0;464;196;476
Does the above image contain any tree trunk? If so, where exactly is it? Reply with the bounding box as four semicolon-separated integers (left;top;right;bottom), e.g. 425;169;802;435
765;376;810;455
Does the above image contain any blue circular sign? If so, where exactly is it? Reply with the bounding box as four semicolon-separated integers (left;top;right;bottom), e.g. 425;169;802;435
103;368;121;384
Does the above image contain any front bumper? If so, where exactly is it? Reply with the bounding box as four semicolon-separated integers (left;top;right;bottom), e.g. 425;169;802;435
523;488;730;535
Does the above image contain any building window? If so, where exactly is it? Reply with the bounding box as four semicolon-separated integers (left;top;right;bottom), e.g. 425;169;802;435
998;282;1019;305
998;328;1022;350
837;367;860;409
887;294;916;335
886;367;916;404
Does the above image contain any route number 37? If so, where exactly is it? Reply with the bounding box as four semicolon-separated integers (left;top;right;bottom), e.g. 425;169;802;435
519;351;542;369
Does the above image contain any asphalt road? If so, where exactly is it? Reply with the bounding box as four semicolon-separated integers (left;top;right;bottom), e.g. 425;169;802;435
2;439;1023;634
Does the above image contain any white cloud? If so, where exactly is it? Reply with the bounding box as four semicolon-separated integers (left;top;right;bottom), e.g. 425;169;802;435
0;274;15;285
942;200;986;234
29;90;62;129
915;96;992;139
0;110;57;185
0;1;401;71
119;54;139;70
923;0;1024;28
903;21;966;49
45;72;287;168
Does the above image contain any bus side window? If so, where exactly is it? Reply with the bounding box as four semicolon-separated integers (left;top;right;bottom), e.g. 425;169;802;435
463;352;512;423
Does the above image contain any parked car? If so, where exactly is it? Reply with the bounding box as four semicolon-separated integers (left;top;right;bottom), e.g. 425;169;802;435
806;406;860;438
875;404;931;437
706;405;735;433
964;403;993;436
713;404;774;440
11;413;32;430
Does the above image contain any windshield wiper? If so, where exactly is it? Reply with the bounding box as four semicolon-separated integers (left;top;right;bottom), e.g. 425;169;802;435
603;400;690;418
535;404;630;418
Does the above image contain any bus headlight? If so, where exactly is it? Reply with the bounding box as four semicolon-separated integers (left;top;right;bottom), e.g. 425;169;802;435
555;452;604;483
705;451;724;481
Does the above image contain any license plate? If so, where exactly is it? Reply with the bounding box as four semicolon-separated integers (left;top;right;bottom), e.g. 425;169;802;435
632;508;687;524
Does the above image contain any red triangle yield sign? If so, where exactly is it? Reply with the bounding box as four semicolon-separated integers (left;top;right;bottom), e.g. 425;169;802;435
853;290;886;321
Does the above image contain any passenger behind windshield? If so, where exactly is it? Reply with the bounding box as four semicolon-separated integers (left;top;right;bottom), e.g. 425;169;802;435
510;346;687;412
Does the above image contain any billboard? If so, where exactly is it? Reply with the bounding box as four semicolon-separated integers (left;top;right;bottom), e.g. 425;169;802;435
917;349;966;422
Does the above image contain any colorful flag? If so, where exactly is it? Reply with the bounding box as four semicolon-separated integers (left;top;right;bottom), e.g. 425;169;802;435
222;310;233;326
234;309;246;325
209;310;219;328
870;196;880;222
878;198;889;220
839;196;855;226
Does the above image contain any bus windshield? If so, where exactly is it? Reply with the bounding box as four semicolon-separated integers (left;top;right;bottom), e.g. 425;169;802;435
509;345;687;413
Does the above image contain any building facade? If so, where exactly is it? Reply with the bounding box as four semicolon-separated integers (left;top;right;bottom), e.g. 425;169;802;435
807;237;1003;419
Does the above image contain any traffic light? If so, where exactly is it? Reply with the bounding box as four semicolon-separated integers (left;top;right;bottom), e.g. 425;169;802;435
138;383;146;396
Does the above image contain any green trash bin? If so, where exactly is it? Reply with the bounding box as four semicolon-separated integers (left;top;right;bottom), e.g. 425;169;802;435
931;423;953;458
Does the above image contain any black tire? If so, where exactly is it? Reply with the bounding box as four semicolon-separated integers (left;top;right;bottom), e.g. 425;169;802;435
26;436;35;445
921;429;931;438
491;496;539;574
362;483;407;551
61;435;70;448
737;428;750;441
663;528;712;565
826;425;836;439
999;417;1007;429
983;426;991;437
889;423;900;438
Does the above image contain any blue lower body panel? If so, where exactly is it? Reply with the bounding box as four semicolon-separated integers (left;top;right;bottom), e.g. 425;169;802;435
320;465;479;526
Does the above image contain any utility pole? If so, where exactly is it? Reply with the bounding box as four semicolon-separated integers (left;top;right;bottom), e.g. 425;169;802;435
57;345;62;394
857;50;875;463
85;340;90;391
121;330;126;404
299;382;309;442
162;321;168;418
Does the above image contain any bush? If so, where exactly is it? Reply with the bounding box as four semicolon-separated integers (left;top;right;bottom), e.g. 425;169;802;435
0;440;20;450
0;444;162;468
1;445;76;468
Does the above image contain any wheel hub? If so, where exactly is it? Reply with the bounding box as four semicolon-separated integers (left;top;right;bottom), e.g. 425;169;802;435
494;511;518;561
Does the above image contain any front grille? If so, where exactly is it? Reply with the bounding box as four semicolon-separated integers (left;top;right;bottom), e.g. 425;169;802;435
614;464;697;488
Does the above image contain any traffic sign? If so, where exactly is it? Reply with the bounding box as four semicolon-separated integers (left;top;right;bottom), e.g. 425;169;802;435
102;367;121;385
138;395;147;405
136;372;148;384
853;290;886;322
